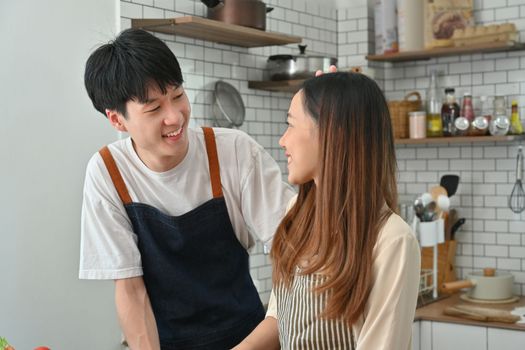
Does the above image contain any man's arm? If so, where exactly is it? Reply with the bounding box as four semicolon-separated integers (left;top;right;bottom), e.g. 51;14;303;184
232;316;280;350
115;277;160;350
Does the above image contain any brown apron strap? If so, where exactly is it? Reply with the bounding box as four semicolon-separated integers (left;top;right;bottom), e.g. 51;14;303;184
98;146;132;205
202;127;223;198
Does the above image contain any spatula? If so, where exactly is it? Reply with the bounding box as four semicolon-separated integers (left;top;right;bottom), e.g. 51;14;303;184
440;175;460;197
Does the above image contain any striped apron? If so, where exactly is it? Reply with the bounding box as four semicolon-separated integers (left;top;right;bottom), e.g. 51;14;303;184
275;271;356;350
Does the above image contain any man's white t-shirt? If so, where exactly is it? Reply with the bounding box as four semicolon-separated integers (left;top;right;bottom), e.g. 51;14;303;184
79;127;295;280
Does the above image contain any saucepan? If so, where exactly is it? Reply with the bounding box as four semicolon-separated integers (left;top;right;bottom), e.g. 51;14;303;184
442;268;514;301
201;0;273;31
265;45;338;81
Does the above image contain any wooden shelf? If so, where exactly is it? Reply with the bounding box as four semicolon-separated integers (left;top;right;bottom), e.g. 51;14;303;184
366;41;525;63
395;134;525;145
248;79;305;93
131;16;302;48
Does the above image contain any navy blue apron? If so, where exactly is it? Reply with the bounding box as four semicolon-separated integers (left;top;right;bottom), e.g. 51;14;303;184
99;127;264;349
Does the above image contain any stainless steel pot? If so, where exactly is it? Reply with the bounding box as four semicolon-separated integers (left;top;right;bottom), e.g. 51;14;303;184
442;268;514;301
201;0;273;31
265;45;337;81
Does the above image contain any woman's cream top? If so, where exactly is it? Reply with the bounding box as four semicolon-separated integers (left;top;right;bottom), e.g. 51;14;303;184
266;200;421;350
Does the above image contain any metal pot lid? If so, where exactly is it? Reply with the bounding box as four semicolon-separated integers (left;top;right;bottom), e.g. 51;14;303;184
469;270;513;280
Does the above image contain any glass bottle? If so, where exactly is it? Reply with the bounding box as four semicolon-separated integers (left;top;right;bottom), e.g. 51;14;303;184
454;92;473;136
441;88;460;137
489;96;510;136
470;95;491;136
426;70;443;137
510;100;523;135
461;93;475;123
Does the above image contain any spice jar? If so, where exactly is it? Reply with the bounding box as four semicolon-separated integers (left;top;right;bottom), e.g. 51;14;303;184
409;111;427;139
489;96;510;136
454;116;470;136
470;116;490;136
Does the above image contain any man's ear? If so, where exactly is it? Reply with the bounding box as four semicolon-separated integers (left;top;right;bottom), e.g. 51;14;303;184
106;109;127;132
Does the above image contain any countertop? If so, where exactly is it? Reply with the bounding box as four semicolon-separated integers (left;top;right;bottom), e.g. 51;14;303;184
415;293;525;331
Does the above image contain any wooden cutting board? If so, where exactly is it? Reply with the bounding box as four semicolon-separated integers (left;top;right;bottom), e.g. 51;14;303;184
444;303;521;323
421;240;457;292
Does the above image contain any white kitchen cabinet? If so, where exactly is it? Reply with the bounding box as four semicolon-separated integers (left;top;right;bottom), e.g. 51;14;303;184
414;320;525;350
412;321;420;350
419;321;432;350
487;328;525;350
432;322;487;350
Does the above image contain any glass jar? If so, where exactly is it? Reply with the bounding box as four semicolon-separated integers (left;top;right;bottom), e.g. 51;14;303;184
470;116;489;136
489;96;510;136
454;116;470;136
409;111;427;139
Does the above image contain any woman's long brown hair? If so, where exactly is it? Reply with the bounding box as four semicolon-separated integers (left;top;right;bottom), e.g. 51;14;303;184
271;72;398;324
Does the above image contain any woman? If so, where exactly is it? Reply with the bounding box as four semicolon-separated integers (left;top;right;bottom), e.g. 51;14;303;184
234;72;420;349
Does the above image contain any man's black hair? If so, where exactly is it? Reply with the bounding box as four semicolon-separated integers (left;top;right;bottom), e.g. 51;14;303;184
84;28;184;117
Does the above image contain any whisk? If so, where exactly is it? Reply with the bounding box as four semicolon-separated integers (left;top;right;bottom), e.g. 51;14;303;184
509;146;525;213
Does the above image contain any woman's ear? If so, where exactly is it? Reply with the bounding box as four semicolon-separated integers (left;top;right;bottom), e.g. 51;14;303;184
106;109;127;132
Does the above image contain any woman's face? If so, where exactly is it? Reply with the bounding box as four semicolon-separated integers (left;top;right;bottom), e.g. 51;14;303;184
279;91;320;185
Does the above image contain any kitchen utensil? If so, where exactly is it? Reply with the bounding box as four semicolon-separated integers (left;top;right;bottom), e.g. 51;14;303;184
508;146;525;213
422;201;437;221
212;81;245;128
444;304;520;323
450;218;466;240
440;174;459;197
430;185;448;200
442;268;515;301
413;196;425;220
202;0;274;31
436;194;450;219
265;45;337;81
459;294;520;304
444;208;458;241
421;192;433;206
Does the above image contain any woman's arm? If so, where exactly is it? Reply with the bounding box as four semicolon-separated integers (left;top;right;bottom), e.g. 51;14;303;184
232;316;280;350
356;228;421;350
115;277;160;350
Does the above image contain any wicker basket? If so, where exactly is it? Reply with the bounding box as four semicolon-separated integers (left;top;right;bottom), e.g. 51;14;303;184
388;92;422;139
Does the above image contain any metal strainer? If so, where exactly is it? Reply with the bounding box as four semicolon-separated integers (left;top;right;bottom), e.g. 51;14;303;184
212;81;246;128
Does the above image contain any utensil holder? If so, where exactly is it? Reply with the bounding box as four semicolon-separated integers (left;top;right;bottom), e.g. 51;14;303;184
416;219;445;298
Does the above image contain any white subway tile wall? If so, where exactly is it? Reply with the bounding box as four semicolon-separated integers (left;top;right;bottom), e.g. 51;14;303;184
121;0;525;300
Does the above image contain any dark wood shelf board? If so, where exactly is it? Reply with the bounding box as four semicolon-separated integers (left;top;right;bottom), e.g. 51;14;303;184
395;134;525;145
367;42;525;63
132;16;302;48
248;79;305;93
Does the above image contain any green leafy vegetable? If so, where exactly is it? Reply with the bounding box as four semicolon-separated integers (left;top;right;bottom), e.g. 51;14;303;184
0;337;10;350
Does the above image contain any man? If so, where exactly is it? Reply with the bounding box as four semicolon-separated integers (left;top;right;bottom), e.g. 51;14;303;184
79;28;295;350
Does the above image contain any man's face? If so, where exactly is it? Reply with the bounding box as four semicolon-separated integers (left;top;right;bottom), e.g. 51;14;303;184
107;84;191;172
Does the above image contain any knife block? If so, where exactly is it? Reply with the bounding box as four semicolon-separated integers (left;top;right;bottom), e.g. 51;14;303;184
421;240;457;293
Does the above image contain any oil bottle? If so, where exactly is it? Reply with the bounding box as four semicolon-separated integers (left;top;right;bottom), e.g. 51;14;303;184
426;70;442;137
